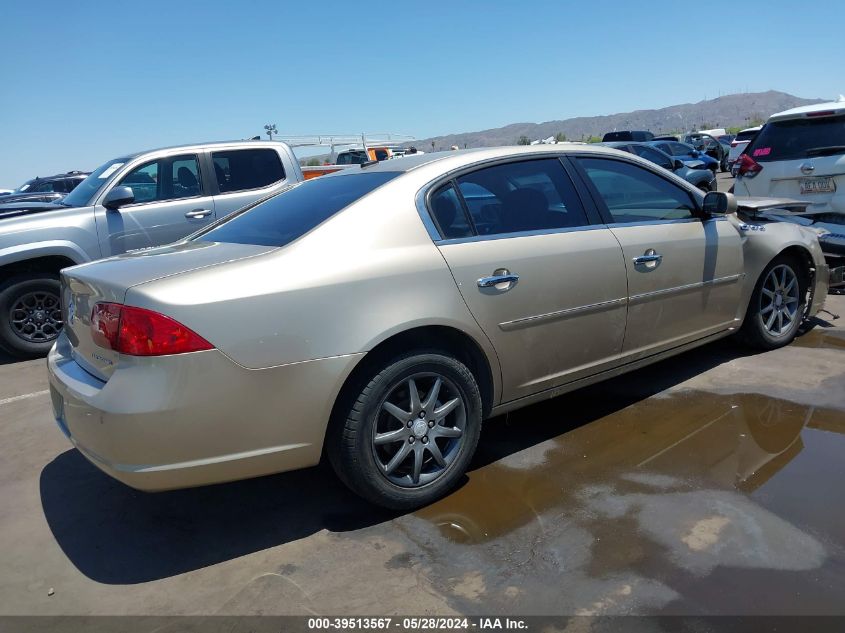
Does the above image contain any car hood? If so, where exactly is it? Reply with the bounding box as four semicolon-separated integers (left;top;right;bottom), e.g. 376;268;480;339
0;201;67;220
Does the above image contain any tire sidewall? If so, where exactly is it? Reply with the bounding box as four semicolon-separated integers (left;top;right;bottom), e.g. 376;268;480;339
339;353;482;509
0;274;62;357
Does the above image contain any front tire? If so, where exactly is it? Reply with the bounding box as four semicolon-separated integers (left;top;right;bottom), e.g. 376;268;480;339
328;352;482;510
0;274;63;358
736;255;807;350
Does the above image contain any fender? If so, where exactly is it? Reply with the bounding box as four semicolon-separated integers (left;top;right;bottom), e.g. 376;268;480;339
0;240;91;269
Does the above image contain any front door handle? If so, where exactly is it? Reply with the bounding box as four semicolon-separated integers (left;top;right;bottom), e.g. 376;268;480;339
478;271;520;288
633;249;663;265
185;209;213;219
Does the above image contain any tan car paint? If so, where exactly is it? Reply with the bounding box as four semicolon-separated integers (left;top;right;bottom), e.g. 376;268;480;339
47;145;830;492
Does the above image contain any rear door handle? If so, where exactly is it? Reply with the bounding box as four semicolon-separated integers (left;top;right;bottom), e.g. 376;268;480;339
185;209;213;219
633;249;663;265
477;273;519;288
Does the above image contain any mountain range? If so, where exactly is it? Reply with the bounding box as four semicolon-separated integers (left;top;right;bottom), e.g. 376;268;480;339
408;90;826;150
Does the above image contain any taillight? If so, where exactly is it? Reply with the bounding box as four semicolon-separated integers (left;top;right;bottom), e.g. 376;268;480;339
90;303;213;356
734;153;762;178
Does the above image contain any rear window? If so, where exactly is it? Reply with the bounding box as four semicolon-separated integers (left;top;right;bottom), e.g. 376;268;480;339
745;115;845;162
196;172;399;247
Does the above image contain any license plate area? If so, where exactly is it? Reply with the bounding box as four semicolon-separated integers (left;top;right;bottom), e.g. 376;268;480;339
800;176;836;194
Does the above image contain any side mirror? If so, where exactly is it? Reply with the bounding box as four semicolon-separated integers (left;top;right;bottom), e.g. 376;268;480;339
702;191;737;215
690;149;700;157
673;159;684;171
102;186;135;210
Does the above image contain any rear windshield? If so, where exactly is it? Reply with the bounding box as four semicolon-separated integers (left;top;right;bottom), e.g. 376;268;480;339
745;115;845;162
195;171;400;247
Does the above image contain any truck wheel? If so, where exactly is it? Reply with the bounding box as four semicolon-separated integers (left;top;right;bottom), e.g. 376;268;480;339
328;351;482;510
0;274;63;358
735;255;807;350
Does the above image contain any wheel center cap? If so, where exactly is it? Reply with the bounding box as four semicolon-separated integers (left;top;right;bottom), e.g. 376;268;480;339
34;310;45;322
412;419;428;438
775;295;783;308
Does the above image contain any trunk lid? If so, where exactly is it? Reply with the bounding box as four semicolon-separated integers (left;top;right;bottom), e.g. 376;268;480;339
61;240;276;380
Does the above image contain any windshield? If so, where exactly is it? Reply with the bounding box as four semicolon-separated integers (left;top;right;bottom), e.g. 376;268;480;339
13;179;36;193
195;171;400;247
61;158;128;207
745;115;845;162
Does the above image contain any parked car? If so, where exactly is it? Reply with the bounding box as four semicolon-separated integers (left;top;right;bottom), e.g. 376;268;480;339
603;141;716;191
727;126;761;169
0;189;13;196
649;140;720;173
0;140;303;357
684;133;729;172
601;130;654;142
733;99;845;213
47;144;831;509
0;171;89;206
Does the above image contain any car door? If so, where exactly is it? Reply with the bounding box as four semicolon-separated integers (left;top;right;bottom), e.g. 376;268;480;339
430;157;628;402
95;153;216;255
571;155;744;360
209;148;289;218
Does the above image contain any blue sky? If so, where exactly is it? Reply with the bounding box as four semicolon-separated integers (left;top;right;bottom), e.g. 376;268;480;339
0;0;842;186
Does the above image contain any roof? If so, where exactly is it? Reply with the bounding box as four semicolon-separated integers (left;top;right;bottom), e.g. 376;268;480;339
768;98;845;122
118;139;291;160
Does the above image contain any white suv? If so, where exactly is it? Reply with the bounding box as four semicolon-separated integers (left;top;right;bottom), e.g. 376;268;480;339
733;99;845;213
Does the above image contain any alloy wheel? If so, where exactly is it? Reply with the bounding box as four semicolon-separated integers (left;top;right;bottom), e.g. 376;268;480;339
372;373;466;488
9;290;63;343
758;264;800;337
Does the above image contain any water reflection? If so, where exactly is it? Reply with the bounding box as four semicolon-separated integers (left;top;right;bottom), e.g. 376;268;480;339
417;391;830;544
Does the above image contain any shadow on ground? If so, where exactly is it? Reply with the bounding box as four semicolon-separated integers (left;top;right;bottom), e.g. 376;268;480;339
40;337;764;585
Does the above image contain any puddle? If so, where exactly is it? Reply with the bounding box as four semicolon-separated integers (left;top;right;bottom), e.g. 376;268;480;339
793;327;845;350
417;391;837;544
399;389;845;614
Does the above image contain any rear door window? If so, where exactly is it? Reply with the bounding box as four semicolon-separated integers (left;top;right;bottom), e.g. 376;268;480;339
212;148;285;193
197;172;398;247
449;158;590;236
577;157;696;223
745;115;845;162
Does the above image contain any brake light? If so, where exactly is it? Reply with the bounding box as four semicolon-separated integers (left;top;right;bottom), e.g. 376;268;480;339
90;303;213;356
806;110;835;118
734;153;763;178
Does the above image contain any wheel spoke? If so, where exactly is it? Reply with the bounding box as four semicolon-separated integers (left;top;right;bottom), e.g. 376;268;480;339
433;397;460;419
382;401;410;424
383;443;411;475
761;288;775;299
374;427;406;445
408;378;421;414
760;303;774;314
765;310;777;330
411;444;424;484
777;310;784;333
780;266;788;289
422;377;442;412
783;277;797;294
432;424;462;439
426;441;447;467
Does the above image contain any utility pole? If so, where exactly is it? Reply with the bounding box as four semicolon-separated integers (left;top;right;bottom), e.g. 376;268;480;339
264;123;278;140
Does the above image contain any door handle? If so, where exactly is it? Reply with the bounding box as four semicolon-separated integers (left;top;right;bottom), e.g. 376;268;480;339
185;209;213;219
477;273;520;288
633;249;663;265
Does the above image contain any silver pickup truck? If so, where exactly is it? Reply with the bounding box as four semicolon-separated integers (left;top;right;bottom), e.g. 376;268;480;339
0;140;303;357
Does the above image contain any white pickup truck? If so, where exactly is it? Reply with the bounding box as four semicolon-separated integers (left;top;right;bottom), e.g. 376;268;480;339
0;140;307;357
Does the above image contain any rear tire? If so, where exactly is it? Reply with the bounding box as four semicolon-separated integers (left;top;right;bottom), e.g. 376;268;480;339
0;274;63;358
328;351;482;510
735;254;808;350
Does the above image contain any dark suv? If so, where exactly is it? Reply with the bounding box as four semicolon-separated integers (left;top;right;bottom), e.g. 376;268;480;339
0;171;89;206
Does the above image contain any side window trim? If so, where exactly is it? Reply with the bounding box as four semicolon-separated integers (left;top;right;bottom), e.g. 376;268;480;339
567;154;702;225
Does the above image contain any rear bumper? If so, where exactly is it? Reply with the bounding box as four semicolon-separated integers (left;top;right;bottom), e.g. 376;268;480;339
47;334;363;491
